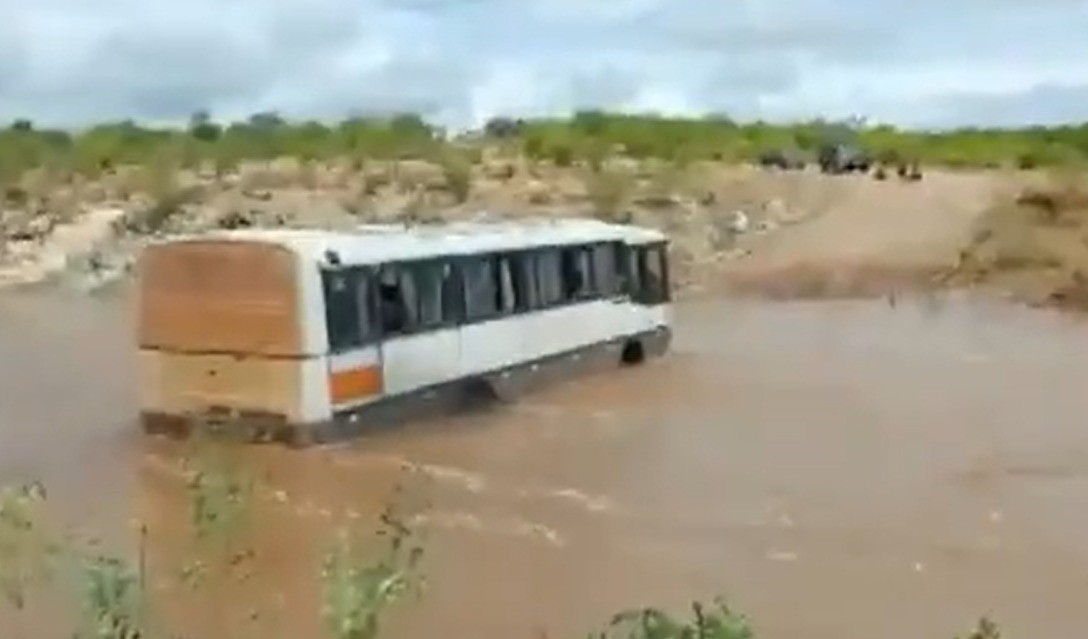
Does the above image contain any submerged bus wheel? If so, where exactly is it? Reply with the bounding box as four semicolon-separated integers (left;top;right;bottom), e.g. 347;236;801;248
621;339;645;365
463;377;503;406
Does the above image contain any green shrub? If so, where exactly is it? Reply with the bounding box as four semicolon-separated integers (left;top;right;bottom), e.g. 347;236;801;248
438;151;473;203
75;554;146;639
549;142;575;168
590;598;754;639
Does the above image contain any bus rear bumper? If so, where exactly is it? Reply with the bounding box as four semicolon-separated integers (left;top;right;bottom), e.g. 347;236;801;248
140;409;311;447
140;326;673;448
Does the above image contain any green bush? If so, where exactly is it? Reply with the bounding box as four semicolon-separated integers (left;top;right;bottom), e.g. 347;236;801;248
437;151;473;203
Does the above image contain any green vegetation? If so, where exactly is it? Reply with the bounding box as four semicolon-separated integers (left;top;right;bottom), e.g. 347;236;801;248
590;599;754;639
76;553;147;639
0;483;56;610
320;500;425;639
2;111;1088;191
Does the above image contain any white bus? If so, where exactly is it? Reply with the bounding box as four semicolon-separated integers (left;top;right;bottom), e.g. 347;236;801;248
136;218;672;446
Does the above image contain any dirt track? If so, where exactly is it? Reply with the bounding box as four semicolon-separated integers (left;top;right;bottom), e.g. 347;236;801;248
717;168;1005;296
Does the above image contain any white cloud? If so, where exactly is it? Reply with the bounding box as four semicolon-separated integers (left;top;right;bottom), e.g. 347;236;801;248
0;0;1086;129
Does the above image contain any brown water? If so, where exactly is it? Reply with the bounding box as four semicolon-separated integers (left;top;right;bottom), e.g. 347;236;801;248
3;289;1088;639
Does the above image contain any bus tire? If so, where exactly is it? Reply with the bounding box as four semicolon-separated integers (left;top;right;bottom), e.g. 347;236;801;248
621;339;645;365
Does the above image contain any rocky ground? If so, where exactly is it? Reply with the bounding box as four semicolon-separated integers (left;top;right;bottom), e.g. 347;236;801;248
1;151;1085;309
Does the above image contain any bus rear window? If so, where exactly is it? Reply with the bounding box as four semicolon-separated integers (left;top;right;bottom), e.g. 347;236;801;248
138;241;303;356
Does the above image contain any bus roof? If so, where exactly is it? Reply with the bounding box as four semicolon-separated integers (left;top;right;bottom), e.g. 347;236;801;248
147;217;667;266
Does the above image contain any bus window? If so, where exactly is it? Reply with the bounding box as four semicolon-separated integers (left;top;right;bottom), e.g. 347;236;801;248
463;256;500;320
639;243;670;304
440;261;462;323
591;243;620;297
535;250;564;306
322;267;375;351
414;261;454;328
377;266;418;335
623;244;641;298
504;252;538;312
561;245;593;301
498;258;516;314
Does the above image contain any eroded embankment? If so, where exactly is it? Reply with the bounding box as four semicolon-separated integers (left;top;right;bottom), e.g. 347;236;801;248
718;169;1088;312
945;172;1088;311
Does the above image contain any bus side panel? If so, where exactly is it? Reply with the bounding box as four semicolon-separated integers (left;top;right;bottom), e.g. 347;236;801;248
298;357;333;424
646;303;671;330
382;328;461;396
138;350;305;422
524;300;626;362
458;314;530;377
327;347;383;410
459;300;629;378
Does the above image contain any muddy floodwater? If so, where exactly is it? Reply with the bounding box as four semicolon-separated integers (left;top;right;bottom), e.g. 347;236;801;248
3;289;1088;639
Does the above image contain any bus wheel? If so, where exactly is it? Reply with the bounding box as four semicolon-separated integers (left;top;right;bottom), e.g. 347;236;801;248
463;377;502;407
621;339;645;365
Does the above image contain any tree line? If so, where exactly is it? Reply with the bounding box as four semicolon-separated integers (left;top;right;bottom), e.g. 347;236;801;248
2;110;1087;185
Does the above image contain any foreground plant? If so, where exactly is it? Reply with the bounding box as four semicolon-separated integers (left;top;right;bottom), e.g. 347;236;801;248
177;435;256;592
590;598;754;639
74;553;146;639
320;499;426;639
0;482;57;611
183;437;254;547
958;617;1001;639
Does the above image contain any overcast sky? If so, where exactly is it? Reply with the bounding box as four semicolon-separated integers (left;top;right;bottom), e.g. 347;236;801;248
2;0;1087;130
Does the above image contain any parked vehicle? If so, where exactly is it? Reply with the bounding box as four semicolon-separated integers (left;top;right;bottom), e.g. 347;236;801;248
818;144;873;174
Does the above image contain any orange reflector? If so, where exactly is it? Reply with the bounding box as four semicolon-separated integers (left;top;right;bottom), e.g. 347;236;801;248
329;365;383;404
